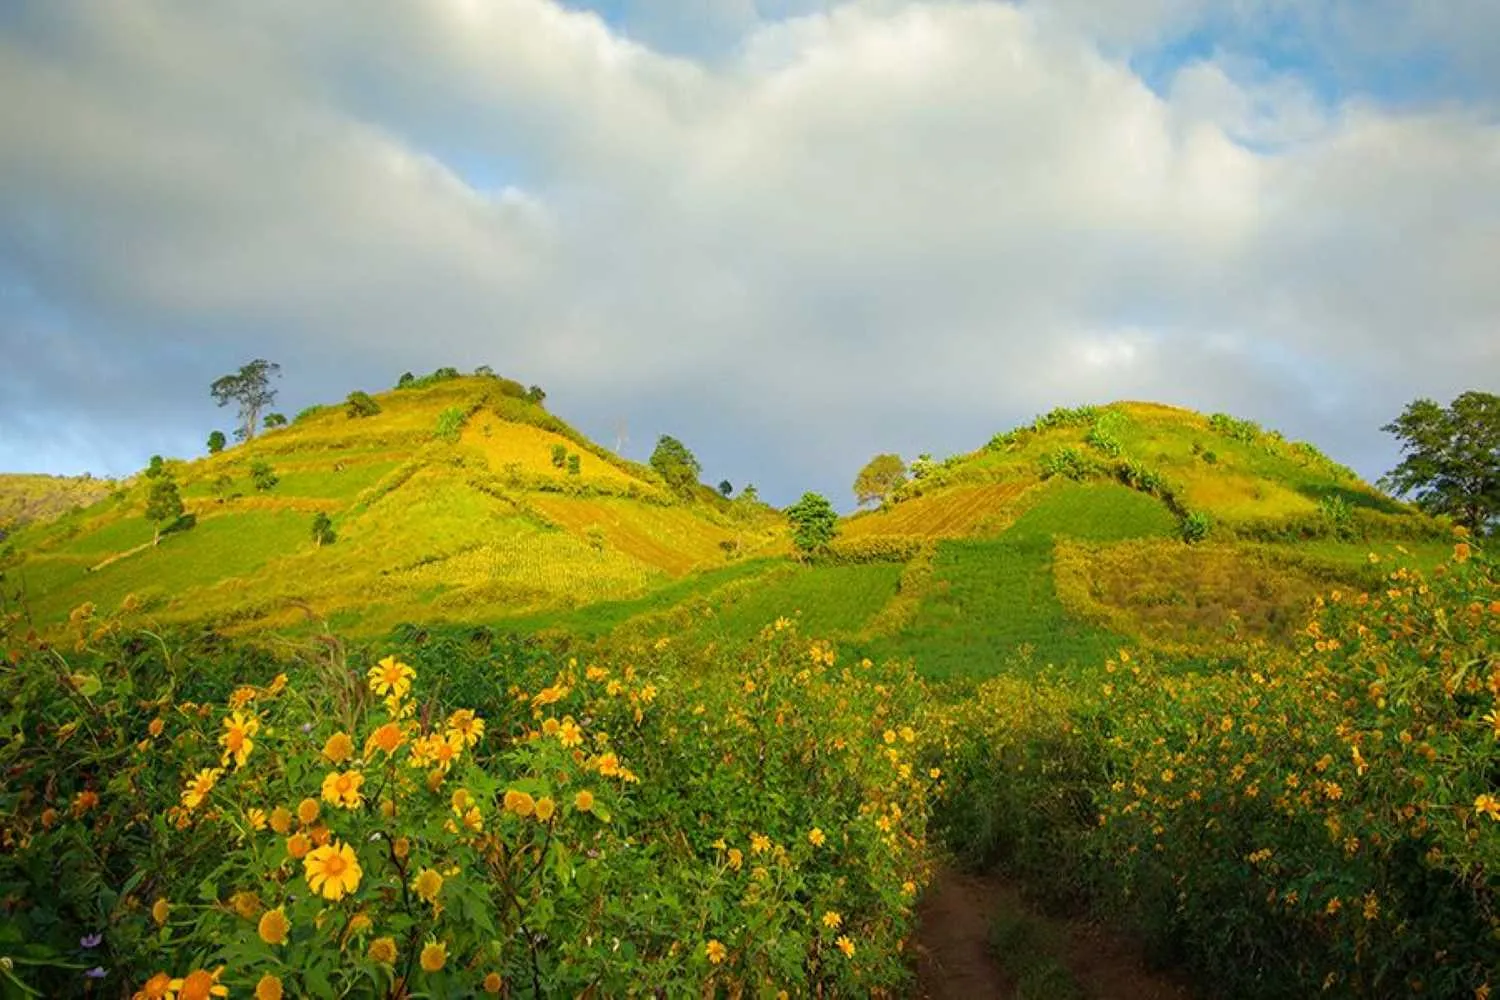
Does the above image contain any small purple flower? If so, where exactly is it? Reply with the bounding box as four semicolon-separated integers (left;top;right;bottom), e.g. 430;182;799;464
84;967;106;979
80;933;102;949
301;722;314;734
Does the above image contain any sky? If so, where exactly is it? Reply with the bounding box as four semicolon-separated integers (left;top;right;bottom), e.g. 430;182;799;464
1;0;1497;509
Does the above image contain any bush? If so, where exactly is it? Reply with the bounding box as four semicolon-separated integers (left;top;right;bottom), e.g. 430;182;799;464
310;512;336;547
1180;510;1211;543
262;413;288;429
207;431;226;455
345;391;382;419
250;460;279;492
434;407;466;443
1038;448;1095;481
566;454;581;476
550;444;568;469
294;405;329;424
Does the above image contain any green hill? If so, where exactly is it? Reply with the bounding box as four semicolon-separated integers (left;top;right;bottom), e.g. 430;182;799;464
604;402;1447;675
2;374;785;636
0;473;115;537
2;396;1448;674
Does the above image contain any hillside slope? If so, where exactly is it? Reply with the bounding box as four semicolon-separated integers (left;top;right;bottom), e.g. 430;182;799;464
4;374;784;634
0;473;115;538
608;402;1448;676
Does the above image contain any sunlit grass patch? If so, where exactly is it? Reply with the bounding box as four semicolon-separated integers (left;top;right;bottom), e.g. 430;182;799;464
842;483;1034;539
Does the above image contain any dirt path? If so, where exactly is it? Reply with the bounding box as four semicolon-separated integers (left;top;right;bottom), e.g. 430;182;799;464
912;869;1196;1000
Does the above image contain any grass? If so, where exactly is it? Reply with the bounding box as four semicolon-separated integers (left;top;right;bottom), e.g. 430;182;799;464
0;474;115;534
988;908;1086;1000
1053;539;1330;652
23;510;312;623
842;483;1033;539
487;558;782;638
690;562;905;645
855;537;1121;679
1003;481;1179;543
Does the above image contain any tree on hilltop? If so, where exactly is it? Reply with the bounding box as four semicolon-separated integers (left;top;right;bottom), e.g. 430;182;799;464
211;359;281;441
206;431;226;455
853;454;907;507
650;436;702;495
1380;391;1500;534
786;492;838;555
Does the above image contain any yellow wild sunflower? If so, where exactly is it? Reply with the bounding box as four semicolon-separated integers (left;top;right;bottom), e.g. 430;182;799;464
218;712;259;769
304;841;362;901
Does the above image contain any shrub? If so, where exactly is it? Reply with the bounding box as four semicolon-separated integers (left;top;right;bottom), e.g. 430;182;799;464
566;454;581;476
1318;494;1354;540
262;412;288;429
1180;510;1212;543
310;512;336;547
207;431;226;455
294;405;328;424
345;391;382;419
434;407;466;443
250;460;279;492
550;444;568;469
1038;448;1095;481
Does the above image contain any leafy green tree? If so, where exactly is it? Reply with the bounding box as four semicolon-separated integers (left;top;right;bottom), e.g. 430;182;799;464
526;385;547;405
718;480;734;497
345;391;381;418
650;436;702;494
853;454;907;507
738;484;760;504
145;455;166;479
786;492;838;554
207;431;226;455
262;412;288;429
397;372;415;388
250;460;279;492
1381;392;1500;534
551;444;569;468
566;454;581;476
144;475;184;546
474;365;495;377
210;359;281;441
311;512;336;548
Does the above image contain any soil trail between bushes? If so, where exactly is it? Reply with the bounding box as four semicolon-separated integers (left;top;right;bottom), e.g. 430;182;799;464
912;868;1196;1000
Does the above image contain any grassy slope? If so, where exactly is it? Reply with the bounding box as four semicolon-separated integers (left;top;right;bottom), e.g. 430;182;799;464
7;396;1442;681
7;377;786;634
853;482;1175;678
0;474;116;536
834;403;1442;679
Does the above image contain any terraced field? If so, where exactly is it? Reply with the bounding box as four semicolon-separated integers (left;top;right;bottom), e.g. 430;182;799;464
842;482;1034;539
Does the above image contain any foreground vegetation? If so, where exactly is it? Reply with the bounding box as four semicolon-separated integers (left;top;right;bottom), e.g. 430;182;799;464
1;537;1493;997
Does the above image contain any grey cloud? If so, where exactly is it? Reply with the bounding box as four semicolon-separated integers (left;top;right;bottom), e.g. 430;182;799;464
0;0;1497;510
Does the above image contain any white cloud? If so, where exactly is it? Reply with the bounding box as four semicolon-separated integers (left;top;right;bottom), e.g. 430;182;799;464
1;0;1497;504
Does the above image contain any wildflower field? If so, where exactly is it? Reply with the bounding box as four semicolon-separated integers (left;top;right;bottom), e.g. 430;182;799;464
2;539;1495;998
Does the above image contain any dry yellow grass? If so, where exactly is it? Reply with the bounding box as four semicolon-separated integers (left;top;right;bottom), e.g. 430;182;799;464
1053;538;1328;652
525;495;745;575
1179;471;1318;522
460;414;647;489
841;483;1034;540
